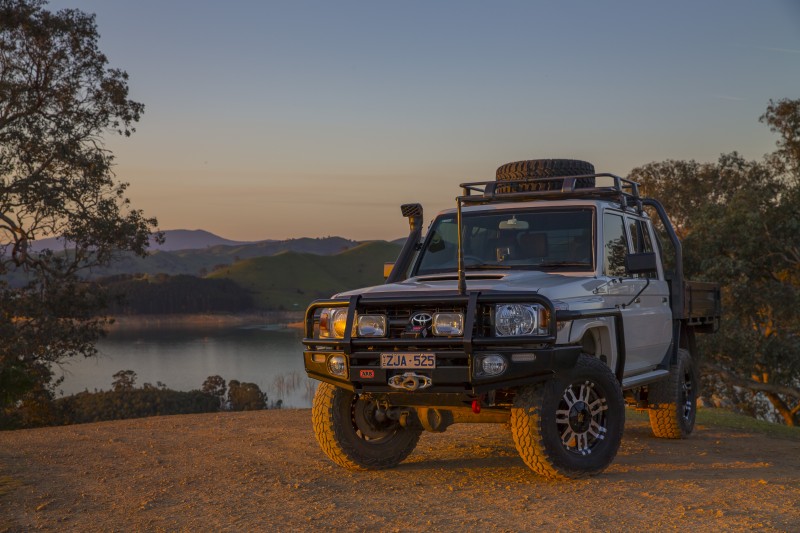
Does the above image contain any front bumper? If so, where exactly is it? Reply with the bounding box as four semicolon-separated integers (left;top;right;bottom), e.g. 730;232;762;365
302;291;582;395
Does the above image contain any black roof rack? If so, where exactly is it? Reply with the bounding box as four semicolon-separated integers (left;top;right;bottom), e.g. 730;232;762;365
458;173;643;212
452;172;647;294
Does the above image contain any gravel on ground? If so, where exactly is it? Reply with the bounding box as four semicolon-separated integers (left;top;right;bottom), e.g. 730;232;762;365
1;409;799;531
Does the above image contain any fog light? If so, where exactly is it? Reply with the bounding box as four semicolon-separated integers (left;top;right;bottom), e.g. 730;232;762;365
475;354;507;377
327;354;347;376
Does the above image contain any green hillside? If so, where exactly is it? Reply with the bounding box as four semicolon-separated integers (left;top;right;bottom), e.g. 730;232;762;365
83;237;359;279
208;240;403;310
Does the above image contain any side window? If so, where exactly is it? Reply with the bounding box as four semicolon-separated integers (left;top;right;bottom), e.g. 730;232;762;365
628;218;654;254
603;213;629;277
627;218;657;279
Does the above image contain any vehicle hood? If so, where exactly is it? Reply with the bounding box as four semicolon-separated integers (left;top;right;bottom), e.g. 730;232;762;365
334;270;603;300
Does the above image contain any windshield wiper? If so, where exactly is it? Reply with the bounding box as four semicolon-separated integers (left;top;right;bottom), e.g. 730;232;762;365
535;261;592;269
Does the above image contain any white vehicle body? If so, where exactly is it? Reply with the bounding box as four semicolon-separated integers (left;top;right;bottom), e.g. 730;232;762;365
336;199;674;387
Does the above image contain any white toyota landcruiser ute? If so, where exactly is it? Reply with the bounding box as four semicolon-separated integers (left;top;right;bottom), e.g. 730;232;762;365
302;159;720;479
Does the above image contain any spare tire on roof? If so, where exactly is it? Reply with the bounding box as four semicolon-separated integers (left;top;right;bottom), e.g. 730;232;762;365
495;159;595;192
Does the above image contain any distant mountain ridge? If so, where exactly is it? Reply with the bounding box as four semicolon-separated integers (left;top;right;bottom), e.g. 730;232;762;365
149;229;262;251
85;235;362;279
18;231;402;308
29;229;263;253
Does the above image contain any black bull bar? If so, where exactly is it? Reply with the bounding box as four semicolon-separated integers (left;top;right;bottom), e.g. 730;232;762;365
302;292;627;391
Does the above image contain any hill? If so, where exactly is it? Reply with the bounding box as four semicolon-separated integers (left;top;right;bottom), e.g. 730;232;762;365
208;240;402;309
28;229;254;253
149;229;257;251
84;236;360;278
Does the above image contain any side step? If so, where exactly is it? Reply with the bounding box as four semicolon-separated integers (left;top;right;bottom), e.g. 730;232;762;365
621;369;670;389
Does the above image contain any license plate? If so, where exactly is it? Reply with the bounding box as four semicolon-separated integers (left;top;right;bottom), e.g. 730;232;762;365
380;353;436;369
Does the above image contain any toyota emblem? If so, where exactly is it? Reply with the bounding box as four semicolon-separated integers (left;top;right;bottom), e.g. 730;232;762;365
410;312;433;327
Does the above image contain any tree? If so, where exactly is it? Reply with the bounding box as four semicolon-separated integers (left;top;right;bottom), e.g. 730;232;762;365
111;369;136;392
0;1;159;417
227;380;267;411
630;101;800;425
761;98;800;180
201;375;227;407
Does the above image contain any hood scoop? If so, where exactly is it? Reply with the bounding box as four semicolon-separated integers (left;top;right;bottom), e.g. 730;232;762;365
415;273;507;282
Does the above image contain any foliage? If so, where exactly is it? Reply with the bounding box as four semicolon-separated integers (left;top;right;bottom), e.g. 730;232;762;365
0;0;159;411
630;99;800;425
761;98;800;178
101;274;254;314
227;379;267;411
201;375;226;407
111;369;136;392
53;387;219;425
2;372;276;429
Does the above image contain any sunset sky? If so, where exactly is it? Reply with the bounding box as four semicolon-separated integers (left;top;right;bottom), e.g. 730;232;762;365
48;1;800;241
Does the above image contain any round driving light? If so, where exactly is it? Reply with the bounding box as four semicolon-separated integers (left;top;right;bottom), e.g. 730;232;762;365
495;304;538;336
481;355;507;376
327;355;347;376
331;308;349;338
319;308;352;338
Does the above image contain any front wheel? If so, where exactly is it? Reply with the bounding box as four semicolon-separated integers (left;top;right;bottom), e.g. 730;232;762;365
311;382;421;470
510;354;625;479
647;348;697;439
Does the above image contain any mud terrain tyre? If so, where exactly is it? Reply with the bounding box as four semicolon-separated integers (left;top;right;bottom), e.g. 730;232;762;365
647;349;697;439
495;159;595;192
510;354;624;479
312;382;421;470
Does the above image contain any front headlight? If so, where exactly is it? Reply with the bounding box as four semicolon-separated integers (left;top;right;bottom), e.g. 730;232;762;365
494;304;548;336
319;308;352;338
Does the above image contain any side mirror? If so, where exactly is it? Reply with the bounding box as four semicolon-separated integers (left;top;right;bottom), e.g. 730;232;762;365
384;262;394;279
625;252;658;275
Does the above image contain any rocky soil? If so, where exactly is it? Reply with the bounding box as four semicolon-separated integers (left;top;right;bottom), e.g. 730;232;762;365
1;409;799;531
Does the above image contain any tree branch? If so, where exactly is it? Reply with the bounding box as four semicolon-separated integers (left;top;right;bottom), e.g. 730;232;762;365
703;361;800;400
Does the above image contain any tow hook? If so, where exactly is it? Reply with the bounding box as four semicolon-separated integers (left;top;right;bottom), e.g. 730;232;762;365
388;372;432;391
471;399;481;414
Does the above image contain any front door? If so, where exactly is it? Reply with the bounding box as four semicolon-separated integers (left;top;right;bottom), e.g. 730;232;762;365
600;211;672;375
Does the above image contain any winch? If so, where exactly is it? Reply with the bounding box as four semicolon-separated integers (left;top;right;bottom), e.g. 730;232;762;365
387;372;432;391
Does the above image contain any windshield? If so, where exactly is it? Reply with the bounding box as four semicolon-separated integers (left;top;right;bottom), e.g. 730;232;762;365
414;208;594;276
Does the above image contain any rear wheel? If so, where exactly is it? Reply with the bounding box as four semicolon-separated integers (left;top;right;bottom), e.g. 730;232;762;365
648;349;697;438
311;382;421;470
510;354;625;479
495;158;595;192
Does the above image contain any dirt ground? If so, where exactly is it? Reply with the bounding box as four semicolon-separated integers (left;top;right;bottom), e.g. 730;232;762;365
1;409;799;532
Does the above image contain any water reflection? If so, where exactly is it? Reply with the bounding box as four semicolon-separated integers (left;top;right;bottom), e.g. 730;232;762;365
56;324;318;408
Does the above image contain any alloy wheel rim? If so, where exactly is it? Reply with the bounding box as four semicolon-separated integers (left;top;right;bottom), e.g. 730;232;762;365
555;380;609;456
681;369;694;422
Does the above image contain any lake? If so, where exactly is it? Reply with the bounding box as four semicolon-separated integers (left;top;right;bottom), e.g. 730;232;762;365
54;323;317;408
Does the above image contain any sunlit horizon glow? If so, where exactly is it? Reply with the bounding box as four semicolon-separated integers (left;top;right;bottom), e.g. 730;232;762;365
46;0;800;241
